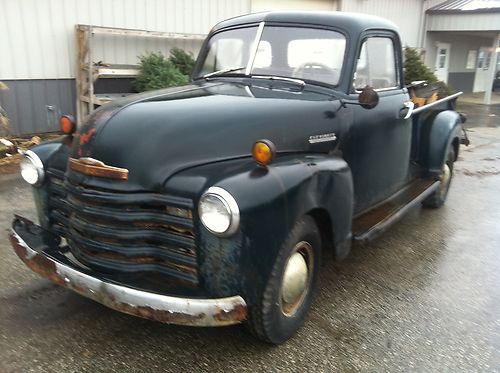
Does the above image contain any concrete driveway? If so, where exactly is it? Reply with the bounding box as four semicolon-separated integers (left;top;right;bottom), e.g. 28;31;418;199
0;104;499;372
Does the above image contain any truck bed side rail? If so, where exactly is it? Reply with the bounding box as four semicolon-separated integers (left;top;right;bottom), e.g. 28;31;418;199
412;91;463;115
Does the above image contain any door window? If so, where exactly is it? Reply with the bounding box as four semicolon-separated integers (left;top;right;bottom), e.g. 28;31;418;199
354;37;398;91
438;48;447;68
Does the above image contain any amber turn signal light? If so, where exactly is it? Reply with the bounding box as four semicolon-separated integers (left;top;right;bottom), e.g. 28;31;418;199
252;139;276;166
60;115;76;135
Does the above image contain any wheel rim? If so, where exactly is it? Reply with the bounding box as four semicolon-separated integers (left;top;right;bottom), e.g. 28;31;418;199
439;162;451;198
280;241;314;317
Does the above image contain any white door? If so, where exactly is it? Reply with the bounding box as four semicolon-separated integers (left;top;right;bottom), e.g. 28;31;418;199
473;47;492;92
434;43;450;83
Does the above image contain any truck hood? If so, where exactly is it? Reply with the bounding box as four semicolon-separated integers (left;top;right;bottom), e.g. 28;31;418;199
70;81;347;192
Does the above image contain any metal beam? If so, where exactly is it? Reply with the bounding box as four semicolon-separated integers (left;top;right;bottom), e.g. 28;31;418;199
484;34;499;105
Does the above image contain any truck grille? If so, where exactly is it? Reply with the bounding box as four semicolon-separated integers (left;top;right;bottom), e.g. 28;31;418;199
46;168;198;286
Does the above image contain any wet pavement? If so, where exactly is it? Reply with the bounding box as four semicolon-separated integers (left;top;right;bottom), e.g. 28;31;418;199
457;101;500;129
1;104;499;372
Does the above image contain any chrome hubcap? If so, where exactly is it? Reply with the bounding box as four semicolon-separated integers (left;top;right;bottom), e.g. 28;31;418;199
281;241;313;316
440;163;451;198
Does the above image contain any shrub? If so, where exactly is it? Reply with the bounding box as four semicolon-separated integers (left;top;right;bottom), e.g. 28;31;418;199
135;48;196;92
169;48;196;77
404;46;454;97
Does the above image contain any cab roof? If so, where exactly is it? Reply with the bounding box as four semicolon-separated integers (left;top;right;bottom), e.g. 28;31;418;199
212;11;399;35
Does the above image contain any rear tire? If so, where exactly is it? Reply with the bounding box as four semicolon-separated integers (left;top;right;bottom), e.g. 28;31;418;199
245;215;321;344
423;147;455;208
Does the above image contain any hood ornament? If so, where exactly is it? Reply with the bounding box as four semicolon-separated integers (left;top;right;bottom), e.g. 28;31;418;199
69;157;129;180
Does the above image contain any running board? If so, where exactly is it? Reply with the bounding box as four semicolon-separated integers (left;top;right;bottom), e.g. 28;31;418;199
352;179;440;243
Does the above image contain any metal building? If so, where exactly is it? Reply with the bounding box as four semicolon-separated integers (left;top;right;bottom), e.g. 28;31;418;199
1;0;499;135
0;0;250;135
424;0;500;102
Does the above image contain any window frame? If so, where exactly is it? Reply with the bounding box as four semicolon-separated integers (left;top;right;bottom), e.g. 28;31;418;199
352;32;402;93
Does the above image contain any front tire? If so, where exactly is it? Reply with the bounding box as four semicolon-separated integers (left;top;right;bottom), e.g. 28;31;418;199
423;147;455;208
246;215;321;344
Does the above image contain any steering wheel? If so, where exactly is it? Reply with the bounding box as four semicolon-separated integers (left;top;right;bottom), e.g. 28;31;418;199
292;62;337;82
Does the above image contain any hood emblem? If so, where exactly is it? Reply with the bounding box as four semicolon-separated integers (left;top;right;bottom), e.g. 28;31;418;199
69;157;129;180
308;133;337;144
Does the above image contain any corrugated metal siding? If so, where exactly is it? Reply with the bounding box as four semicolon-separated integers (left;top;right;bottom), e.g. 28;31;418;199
0;0;251;80
425;0;452;9
340;0;424;47
427;12;500;31
0;79;76;134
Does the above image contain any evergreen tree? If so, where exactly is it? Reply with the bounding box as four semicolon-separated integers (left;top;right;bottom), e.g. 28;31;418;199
135;52;189;92
169;48;196;77
404;47;438;85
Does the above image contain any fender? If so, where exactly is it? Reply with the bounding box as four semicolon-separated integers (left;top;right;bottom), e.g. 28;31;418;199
426;110;462;174
23;137;71;229
28;137;68;168
164;154;353;304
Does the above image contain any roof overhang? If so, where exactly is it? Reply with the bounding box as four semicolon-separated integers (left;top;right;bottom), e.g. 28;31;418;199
427;0;500;14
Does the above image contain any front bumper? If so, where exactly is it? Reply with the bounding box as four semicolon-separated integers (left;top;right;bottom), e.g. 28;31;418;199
9;217;247;326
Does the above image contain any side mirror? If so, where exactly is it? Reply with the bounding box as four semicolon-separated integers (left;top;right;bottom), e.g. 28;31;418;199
358;87;379;109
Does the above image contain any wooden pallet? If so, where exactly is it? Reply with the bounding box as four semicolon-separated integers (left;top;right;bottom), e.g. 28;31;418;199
75;25;205;124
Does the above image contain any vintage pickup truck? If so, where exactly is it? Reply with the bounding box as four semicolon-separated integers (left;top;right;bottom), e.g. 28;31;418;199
10;11;466;344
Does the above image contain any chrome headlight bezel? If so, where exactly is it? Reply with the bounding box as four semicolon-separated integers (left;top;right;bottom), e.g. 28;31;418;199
20;150;45;186
198;186;240;237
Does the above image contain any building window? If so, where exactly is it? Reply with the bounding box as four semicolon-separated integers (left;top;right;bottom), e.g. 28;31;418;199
466;50;477;69
477;50;491;70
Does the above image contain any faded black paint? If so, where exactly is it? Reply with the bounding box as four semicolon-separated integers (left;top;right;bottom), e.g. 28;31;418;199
13;11;464;317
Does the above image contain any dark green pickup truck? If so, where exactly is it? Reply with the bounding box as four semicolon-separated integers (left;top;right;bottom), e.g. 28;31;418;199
10;11;466;344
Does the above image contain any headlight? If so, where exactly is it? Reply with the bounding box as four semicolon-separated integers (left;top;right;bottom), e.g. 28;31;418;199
199;187;240;236
20;150;45;186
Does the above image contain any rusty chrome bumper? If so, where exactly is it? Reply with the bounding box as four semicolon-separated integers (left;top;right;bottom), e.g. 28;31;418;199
9;217;247;327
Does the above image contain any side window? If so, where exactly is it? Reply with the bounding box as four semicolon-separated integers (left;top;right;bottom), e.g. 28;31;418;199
354;37;398;91
204;39;244;71
253;41;272;68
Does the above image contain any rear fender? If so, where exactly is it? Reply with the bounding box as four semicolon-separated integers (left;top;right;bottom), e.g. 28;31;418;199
426;110;462;174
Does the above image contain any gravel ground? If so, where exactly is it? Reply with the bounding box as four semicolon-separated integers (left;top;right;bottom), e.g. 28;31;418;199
0;103;499;372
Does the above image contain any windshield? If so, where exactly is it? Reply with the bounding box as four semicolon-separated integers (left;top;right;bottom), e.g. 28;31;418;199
195;25;346;86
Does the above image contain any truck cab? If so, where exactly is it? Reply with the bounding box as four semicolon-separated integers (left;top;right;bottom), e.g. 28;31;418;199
10;11;465;344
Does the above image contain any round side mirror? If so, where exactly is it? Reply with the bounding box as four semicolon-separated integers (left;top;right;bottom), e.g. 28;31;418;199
358;87;379;109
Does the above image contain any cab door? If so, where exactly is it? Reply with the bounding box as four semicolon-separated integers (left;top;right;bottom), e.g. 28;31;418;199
341;33;413;214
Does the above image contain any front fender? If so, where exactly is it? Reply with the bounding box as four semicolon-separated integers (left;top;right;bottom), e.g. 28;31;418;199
22;137;71;229
426;110;462;174
164;154;353;304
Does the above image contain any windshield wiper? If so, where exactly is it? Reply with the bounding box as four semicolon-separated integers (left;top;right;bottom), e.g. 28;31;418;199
202;66;246;79
251;75;306;87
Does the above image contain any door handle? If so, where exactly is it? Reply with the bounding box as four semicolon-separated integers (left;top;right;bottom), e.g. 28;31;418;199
400;101;414;119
